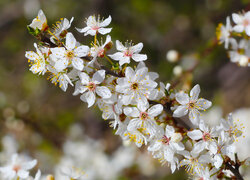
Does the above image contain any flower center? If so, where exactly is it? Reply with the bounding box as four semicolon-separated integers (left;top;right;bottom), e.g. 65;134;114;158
140;112;148;120
188;101;196;109
131;82;139;90
66;50;74;59
161;135;170;145
202;132;211;141
243;19;250;27
98;48;105;57
119;113;126;122
124;50;132;57
92;26;99;30
12;164;21;172
87;82;96;91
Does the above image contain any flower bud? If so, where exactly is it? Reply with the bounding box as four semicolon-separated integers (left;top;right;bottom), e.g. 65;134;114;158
171;132;182;143
46;175;55;180
239;55;248;66
173;65;183;76
166;50;179;63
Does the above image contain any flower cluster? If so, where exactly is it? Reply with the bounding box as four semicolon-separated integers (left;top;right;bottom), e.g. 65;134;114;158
216;11;250;67
19;9;250;180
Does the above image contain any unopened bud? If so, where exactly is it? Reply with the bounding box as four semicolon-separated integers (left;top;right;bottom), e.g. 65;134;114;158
166;50;179;63
171;133;182;143
173;65;183;76
239;55;248;66
46;175;55;180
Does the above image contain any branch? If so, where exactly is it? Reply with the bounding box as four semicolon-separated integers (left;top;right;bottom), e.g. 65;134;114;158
224;155;244;180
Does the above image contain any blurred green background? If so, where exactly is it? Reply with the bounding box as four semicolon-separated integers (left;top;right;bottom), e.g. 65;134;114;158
0;0;250;179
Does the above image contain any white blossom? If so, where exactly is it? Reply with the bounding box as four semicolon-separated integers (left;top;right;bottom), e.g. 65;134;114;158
25;43;48;75
109;41;147;66
115;66;157;107
29;9;47;31
232;11;250;36
76;15;112;36
124;103;163;136
50;32;89;71
73;70;111;107
173;84;212;126
0;154;37;180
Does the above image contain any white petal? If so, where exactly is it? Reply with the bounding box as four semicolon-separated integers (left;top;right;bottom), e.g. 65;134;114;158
124;107;140;117
189;109;200;125
187;129;202;140
125;67;135;79
72;57;84;71
96;86;111;98
196;98;212;110
190;84;200;101
127;118;142;131
116;40;126;51
76;27;90;33
191;141;206;155
80;91;96;108
233;25;244;32
214;154;223;169
22;159;37;170
130;43;143;53
173;105;188;117
122;94;133;105
74;45;89;57
172;142;185;151
175;92;189;104
246;25;250;36
148;104;163;117
79;72;90;85
25;51;39;60
17;170;29;178
100;15;112;27
165;125;175;137
232;13;243;24
85;29;97;36
98;28;112;35
143;80;158;89
208;141;217;154
65;32;76;50
135;67;148;81
132;54;147;62
92;70;105;84
54;58;69;72
34;170;41;180
50;47;66;58
108;52;124;60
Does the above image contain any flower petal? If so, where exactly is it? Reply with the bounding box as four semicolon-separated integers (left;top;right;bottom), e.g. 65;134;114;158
187;129;202;140
96;86;111;99
196;98;212;110
148;104;163;117
124;107;140;117
173;105;188;117
72;57;84;71
65;32;76;50
130;43;143;53
116;40;126;51
74;45;89;57
190;84;200;101
132;54;147;62
79;72;90;85
100;15;112;27
80;91;96;107
175;92;189;105
98;28;112;35
92;70;105;84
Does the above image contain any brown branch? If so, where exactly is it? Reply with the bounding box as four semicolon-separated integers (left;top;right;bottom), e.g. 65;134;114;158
225;162;244;180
